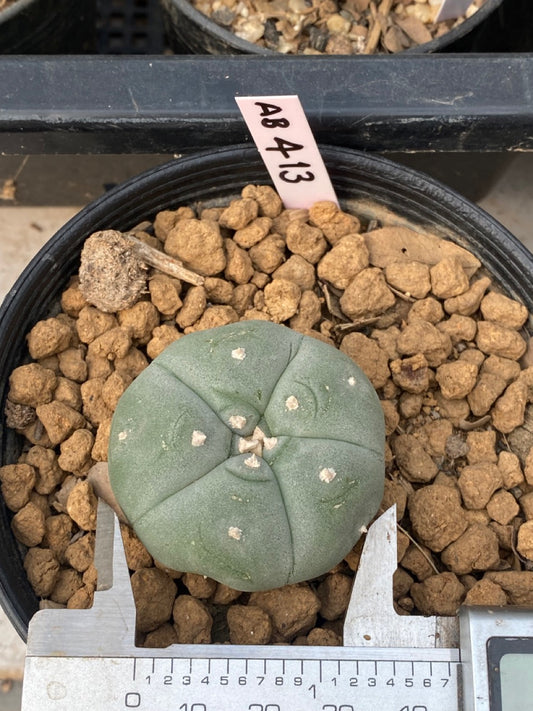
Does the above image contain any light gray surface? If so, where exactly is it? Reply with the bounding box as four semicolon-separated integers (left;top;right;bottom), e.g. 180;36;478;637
478;153;533;252
0;207;81;304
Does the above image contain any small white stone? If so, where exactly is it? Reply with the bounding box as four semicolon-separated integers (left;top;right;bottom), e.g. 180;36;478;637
263;436;278;450
319;467;337;483
228;526;243;541
244;453;261;469
234;16;263;42
229;415;247;430
359;525;368;534
348;376;356;386
232;347;246;361
191;430;207;447
118;431;128;441
285;395;299;411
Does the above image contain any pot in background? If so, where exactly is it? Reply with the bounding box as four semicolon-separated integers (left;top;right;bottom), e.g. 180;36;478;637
159;0;504;55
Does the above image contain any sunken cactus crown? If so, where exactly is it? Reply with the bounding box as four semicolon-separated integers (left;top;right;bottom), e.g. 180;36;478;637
108;321;385;591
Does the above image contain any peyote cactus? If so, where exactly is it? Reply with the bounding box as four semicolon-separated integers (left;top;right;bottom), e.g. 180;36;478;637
108;321;385;591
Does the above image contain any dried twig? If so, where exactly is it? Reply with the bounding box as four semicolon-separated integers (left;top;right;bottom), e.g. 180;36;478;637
396;522;440;575
333;317;380;334
79;230;205;313
458;415;491;431
124;233;205;287
500;432;512;451
389;285;415;303
0;155;29;201
364;0;393;54
510;532;528;569
319;281;347;321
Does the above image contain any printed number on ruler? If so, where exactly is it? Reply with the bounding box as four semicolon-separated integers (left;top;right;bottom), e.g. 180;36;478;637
235;95;338;209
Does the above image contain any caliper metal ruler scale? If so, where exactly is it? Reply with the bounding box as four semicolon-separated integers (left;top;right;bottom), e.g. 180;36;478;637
20;502;533;711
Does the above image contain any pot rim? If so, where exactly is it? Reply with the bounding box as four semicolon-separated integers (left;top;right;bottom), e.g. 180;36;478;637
2;143;530;319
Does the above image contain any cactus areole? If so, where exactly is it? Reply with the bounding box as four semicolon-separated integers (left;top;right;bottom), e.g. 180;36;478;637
108;321;385;591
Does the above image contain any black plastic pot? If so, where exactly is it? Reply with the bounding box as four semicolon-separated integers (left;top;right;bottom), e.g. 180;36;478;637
1;144;532;641
0;0;96;53
160;0;504;55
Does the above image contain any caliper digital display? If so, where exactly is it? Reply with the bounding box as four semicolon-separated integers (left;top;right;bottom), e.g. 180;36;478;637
486;637;533;711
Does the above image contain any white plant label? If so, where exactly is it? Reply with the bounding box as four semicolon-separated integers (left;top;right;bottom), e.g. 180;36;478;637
235;95;339;209
436;0;473;22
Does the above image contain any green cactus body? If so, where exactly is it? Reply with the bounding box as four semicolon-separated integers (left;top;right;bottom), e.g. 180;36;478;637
108;321;385;591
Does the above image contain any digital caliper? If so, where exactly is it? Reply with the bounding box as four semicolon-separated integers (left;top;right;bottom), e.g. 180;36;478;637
20;502;533;710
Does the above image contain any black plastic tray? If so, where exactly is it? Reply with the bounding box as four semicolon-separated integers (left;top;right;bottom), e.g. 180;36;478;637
0;0;532;200
96;0;165;54
2;0;532;155
2;53;533;155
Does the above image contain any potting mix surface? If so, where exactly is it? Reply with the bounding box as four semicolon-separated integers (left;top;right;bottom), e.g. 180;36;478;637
2;187;533;647
191;0;487;54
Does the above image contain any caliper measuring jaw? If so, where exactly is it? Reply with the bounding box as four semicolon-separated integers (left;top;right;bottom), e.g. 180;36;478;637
26;501;459;657
26;498;138;657
344;505;459;649
22;501;465;711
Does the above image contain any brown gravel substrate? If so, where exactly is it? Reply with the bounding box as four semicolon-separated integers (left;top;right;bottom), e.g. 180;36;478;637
2;183;533;647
